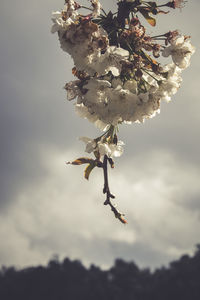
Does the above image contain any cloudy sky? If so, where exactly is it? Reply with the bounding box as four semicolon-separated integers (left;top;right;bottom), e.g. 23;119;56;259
0;0;200;270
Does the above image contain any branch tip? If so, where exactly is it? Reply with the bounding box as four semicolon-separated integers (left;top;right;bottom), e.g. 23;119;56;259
102;155;127;224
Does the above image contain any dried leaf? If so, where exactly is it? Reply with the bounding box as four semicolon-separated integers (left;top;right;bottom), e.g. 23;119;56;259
70;157;94;165
72;67;77;76
144;15;156;27
139;9;156;27
84;162;96;180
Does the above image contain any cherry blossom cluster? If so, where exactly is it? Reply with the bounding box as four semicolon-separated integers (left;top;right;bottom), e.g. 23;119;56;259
52;0;194;157
51;0;194;223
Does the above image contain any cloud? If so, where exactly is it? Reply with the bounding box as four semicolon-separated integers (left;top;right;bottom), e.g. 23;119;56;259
0;0;200;269
0;148;199;269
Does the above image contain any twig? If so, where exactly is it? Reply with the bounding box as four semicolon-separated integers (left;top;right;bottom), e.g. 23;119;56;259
102;155;127;224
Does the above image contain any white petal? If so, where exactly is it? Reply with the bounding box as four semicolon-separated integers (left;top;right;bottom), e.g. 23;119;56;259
79;137;92;144
85;141;96;153
52;11;62;18
98;143;111;156
79;137;96;153
51;23;59;34
107;66;120;76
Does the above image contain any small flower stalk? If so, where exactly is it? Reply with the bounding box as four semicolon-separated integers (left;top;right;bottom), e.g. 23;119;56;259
51;0;195;223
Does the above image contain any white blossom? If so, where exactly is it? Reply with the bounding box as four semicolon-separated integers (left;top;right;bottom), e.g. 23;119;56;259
65;80;81;100
52;2;195;133
91;0;101;18
75;104;108;131
57;22;109;76
96;46;129;76
107;141;124;157
79;137;97;153
162;36;195;69
65;0;78;18
51;11;72;33
74;75;166;125
51;1;79;33
123;80;138;94
79;136;124;158
152;63;182;102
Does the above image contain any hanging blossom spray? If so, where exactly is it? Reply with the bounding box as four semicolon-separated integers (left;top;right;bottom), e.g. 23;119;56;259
51;0;195;223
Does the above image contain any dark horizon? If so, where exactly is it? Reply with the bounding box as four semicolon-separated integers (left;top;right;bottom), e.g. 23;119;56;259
1;244;200;300
0;0;200;271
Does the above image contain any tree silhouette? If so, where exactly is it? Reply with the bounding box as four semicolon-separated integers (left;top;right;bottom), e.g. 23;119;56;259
1;245;200;299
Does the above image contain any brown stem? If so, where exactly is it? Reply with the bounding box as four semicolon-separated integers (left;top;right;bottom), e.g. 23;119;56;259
103;155;115;202
102;155;127;224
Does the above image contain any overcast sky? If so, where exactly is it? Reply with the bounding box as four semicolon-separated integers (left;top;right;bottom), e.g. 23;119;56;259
0;0;200;270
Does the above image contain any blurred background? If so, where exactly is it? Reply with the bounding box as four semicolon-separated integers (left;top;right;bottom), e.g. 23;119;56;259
0;0;199;271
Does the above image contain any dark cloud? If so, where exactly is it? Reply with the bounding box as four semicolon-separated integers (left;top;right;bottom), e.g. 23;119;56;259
0;0;93;209
0;0;200;269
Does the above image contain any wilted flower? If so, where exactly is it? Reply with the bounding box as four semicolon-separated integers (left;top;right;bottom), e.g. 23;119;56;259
166;0;186;9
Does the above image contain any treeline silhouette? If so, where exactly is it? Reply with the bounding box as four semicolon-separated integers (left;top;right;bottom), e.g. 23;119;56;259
1;246;200;300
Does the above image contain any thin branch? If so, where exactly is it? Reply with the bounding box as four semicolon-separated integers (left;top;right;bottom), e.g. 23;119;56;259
102;155;127;224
